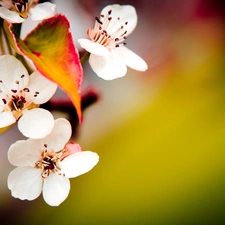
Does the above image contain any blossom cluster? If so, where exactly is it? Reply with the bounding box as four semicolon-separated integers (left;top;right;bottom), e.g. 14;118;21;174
0;0;147;206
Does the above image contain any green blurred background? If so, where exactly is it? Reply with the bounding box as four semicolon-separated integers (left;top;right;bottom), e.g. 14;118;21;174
1;0;225;224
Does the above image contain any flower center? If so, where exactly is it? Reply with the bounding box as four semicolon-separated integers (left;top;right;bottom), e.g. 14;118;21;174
8;95;26;110
88;9;128;49
35;144;68;179
12;0;29;18
0;75;39;120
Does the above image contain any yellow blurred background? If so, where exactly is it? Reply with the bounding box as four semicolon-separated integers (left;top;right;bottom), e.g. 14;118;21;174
1;0;225;224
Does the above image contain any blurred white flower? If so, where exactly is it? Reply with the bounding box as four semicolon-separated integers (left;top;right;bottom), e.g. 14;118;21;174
0;0;56;23
78;4;148;80
0;55;57;138
7;118;99;206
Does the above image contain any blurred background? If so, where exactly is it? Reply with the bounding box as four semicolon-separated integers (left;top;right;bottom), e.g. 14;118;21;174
1;0;225;224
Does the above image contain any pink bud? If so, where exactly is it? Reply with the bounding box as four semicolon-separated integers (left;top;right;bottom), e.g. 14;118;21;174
65;142;82;155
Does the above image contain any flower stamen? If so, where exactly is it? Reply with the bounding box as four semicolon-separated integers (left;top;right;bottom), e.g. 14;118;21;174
2;98;7;104
95;16;102;25
88;8;130;50
0;76;40;119
35;145;68;179
12;0;30;18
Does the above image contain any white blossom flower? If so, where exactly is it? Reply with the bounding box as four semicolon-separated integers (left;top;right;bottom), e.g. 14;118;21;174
0;55;57;138
78;4;148;80
0;0;56;23
7;118;99;206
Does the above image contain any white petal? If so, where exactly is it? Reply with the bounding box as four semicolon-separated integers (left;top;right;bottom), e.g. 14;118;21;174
8;167;42;200
8;139;42;167
58;151;99;178
43;173;70;206
18;108;54;139
114;46;148;71
0;7;24;23
26;71;57;104
29;2;56;21
0;55;29;91
78;39;109;56
0;111;16;128
89;53;127;80
42;118;71;152
100;4;137;36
